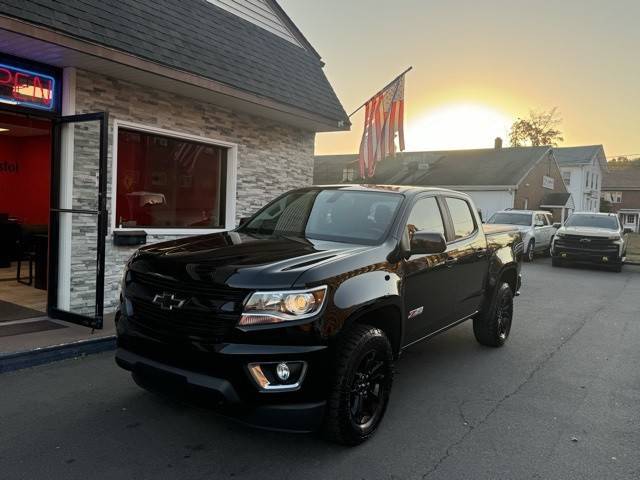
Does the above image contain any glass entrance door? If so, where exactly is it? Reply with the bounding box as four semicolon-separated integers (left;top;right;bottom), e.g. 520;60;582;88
48;112;108;328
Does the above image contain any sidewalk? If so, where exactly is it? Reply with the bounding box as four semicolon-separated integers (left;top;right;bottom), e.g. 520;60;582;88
0;315;116;373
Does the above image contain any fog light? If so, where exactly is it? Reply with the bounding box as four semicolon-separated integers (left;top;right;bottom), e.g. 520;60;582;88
247;361;307;392
276;362;290;381
602;256;608;262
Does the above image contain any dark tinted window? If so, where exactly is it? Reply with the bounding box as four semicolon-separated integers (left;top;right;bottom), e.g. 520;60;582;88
241;189;403;245
115;128;226;229
564;214;618;230
488;212;532;226
406;197;445;235
446;197;476;239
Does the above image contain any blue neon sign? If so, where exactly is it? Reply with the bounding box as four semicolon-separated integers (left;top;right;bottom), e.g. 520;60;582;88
0;62;56;112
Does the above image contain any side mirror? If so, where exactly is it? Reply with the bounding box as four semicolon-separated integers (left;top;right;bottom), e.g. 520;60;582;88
623;227;633;234
553;222;561;229
534;221;544;228
410;231;447;255
239;217;250;226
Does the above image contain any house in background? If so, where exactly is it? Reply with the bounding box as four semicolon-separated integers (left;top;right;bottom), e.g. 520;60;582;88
602;167;640;233
314;144;572;221
552;145;607;212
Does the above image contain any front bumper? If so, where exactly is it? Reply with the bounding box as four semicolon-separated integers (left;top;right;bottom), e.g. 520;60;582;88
551;246;624;265
115;347;326;432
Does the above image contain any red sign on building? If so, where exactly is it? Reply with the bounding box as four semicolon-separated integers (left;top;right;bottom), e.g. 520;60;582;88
0;63;56;111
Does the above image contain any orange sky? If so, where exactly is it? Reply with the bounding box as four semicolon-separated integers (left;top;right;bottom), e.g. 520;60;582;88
280;0;640;158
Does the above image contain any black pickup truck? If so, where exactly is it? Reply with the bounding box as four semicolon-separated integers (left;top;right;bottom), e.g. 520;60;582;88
115;185;523;445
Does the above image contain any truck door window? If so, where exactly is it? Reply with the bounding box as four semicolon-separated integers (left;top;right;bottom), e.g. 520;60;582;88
406;197;445;236
445;197;476;240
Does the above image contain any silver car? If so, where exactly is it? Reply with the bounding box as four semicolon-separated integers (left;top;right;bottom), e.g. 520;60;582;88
487;210;558;262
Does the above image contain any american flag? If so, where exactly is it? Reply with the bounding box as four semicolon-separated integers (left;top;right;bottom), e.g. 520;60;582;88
358;74;406;178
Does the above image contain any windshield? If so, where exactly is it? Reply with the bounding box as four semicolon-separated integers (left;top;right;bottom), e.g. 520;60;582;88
564;214;618;230
240;189;403;245
487;212;532;226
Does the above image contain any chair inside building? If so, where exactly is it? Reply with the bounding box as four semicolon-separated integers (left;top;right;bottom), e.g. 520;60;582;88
0;112;51;323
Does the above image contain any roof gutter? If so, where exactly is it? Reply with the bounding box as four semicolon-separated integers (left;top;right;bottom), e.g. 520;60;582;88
0;15;349;132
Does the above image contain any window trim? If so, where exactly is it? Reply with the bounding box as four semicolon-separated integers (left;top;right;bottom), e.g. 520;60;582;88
111;119;238;235
441;196;479;244
405;194;447;239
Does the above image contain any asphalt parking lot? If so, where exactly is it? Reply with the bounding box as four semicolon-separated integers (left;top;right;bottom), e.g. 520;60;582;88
1;259;639;480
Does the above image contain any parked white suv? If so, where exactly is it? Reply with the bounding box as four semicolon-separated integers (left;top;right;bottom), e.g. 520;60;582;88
551;212;630;272
487;210;557;262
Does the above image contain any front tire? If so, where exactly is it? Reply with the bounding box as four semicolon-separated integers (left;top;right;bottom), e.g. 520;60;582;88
473;282;513;347
525;239;535;262
323;324;394;445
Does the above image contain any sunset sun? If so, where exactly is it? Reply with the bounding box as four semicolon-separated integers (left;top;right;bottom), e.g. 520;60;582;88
406;103;514;151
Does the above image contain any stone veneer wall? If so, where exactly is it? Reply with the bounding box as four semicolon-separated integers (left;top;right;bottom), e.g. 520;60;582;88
69;69;315;314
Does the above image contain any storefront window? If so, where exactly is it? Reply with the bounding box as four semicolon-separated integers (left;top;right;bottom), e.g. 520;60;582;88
115;128;226;229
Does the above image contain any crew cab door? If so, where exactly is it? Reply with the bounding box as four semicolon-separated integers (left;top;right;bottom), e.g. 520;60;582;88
442;196;488;319
534;213;553;247
402;195;455;345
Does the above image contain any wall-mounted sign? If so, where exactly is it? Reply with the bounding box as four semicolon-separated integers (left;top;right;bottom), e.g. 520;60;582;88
0;62;56;112
543;175;555;190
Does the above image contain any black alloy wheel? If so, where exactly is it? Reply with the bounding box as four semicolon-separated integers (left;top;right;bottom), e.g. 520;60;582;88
349;349;388;430
473;282;514;347
496;290;513;341
323;324;393;445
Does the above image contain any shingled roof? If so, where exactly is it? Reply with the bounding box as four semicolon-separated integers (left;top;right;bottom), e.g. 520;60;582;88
553;145;607;169
315;147;553;187
602;168;640;190
0;0;348;125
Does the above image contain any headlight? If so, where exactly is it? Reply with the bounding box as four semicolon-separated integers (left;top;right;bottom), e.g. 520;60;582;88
555;232;566;238
239;286;328;326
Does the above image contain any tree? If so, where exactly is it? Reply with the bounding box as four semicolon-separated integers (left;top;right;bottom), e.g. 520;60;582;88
509;107;564;147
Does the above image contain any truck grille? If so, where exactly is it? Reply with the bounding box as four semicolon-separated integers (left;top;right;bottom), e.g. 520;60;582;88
554;234;619;254
124;271;248;344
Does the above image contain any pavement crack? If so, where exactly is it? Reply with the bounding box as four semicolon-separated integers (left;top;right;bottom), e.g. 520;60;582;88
422;276;633;479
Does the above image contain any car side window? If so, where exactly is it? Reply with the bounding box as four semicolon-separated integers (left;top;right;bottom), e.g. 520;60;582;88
406;197;445;236
544;214;552;226
535;214;545;226
445;197;476;239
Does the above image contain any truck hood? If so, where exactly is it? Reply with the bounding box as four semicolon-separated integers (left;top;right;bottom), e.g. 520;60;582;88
558;226;618;238
129;231;371;289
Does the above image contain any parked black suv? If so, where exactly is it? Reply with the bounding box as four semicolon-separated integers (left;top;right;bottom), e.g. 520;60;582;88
115;185;523;444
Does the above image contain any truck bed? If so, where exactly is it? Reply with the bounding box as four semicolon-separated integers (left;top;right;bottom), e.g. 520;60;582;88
482;224;519;236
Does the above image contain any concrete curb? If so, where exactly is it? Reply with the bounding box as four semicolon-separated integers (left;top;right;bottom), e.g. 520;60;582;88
0;336;116;374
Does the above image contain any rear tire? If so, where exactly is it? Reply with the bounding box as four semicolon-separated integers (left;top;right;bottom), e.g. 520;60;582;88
473;283;513;347
322;324;394;445
525;240;535;262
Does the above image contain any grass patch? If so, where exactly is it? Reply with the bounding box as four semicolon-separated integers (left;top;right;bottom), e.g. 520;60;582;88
627;233;640;262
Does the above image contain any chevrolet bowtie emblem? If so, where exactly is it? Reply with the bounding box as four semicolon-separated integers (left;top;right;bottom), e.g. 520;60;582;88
152;292;186;311
579;238;591;243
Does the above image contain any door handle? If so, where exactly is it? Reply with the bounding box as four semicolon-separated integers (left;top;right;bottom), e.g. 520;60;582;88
475;249;487;258
445;256;458;267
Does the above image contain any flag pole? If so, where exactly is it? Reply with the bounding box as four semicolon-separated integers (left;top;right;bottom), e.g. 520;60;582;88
348;66;412;118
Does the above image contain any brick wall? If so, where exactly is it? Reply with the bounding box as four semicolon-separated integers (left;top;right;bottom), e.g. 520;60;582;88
514;154;567;212
604;189;640;213
69;69;315;313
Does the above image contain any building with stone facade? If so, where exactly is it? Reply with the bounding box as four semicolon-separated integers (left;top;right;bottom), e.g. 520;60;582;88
0;0;348;332
315;144;572;221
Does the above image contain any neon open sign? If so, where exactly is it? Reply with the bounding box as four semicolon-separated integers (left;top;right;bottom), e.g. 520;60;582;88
0;63;56;111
